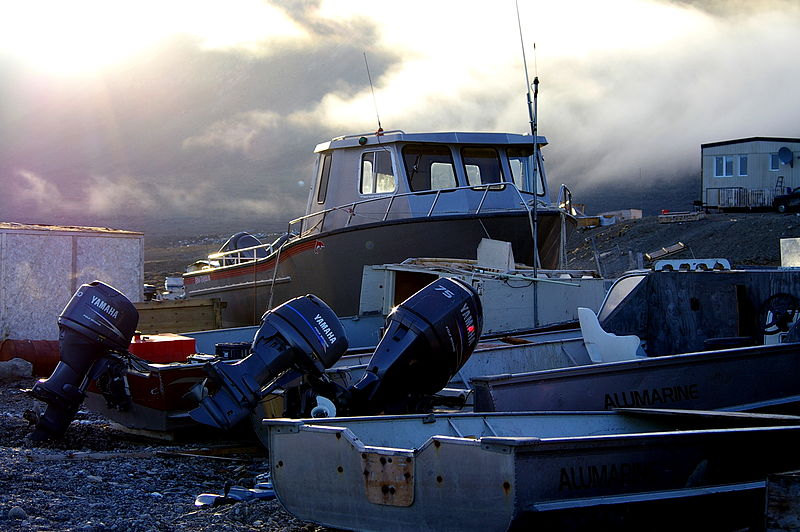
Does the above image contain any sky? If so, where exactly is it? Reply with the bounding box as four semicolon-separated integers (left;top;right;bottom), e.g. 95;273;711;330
1;0;799;236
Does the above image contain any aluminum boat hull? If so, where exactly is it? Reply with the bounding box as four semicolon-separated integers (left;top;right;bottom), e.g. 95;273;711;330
263;410;800;531
472;342;800;414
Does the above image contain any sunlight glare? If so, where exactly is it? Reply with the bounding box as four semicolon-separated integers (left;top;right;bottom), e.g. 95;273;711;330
0;0;306;75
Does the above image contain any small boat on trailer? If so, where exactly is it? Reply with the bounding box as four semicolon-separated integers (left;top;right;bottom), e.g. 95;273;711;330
260;409;800;532
183;130;576;327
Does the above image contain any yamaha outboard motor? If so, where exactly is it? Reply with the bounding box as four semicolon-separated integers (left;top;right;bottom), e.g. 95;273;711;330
189;294;348;430
344;277;483;415
30;281;138;440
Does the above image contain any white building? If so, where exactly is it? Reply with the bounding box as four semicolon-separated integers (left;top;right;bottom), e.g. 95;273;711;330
701;137;800;209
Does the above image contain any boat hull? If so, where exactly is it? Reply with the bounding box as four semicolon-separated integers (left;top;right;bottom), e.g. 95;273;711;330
184;211;571;326
263;410;800;532
472;342;800;414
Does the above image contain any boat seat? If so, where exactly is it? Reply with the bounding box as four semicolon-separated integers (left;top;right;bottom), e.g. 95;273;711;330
578;307;642;363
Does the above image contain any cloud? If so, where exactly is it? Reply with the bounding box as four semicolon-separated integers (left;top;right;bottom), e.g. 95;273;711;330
183;110;283;155
15;170;64;206
2;0;800;235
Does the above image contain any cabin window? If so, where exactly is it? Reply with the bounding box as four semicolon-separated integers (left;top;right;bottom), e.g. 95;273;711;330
402;145;456;191
360;150;396;194
738;155;748;176
508;147;544;194
316;153;332;203
714;156;733;177
461;147;503;186
770;153;780;171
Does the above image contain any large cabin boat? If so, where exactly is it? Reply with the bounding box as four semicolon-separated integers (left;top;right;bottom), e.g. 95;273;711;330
183;130;577;327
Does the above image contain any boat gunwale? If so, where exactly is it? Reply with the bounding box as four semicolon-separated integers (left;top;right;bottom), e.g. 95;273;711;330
184;209;564;279
469;341;800;385
264;409;800;454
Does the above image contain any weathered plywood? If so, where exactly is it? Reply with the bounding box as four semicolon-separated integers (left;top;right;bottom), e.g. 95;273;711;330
780;238;800;267
76;236;143;302
134;299;224;334
1;225;143;341
1;232;73;340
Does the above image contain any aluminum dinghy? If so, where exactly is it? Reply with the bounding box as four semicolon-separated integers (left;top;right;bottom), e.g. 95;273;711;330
472;341;800;414
262;410;800;531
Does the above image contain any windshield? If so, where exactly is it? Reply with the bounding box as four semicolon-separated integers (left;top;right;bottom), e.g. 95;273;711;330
597;273;647;322
507;146;544;194
402;145;456;191
462;147;503;185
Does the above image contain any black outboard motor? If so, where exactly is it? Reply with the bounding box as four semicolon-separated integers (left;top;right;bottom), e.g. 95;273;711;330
189;294;348;430
344;277;483;415
30;281;138;440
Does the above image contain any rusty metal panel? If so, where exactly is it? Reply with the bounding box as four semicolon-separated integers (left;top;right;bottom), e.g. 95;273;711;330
362;451;414;506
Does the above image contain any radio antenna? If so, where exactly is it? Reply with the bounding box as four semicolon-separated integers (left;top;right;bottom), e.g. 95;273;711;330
516;0;541;326
363;52;383;134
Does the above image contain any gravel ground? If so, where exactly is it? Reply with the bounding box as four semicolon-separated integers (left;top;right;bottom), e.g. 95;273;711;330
565;211;800;277
0;375;336;532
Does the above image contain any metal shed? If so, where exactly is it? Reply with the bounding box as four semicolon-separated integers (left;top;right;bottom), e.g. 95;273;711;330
0;222;143;341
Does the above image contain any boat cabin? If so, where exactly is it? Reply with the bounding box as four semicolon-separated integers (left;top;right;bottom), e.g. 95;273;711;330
297;131;551;235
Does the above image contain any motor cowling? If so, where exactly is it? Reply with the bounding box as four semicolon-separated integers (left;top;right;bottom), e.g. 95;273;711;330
30;281;138;440
345;277;483;414
189;294;348;430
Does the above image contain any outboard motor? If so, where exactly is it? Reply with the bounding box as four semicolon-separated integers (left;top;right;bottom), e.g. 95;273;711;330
343;277;483;414
189;294;348;430
30;281;138;440
189;277;482;429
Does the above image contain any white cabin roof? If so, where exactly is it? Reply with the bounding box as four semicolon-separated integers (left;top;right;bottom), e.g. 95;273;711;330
315;131;548;153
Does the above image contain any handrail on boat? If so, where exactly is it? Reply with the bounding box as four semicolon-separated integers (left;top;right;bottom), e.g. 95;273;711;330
331;129;406;141
290;182;541;236
208;243;273;261
557;183;573;214
205;182;573;268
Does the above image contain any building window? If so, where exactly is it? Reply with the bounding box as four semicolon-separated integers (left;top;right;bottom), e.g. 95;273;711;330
738;155;748;176
770;153;780;171
714;156;733;177
360;150;395;194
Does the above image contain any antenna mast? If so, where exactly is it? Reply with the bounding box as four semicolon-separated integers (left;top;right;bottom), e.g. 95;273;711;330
363;52;383;134
516;0;541;326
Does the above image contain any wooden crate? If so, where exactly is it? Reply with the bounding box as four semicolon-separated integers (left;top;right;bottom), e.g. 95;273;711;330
134;298;225;334
577;216;601;227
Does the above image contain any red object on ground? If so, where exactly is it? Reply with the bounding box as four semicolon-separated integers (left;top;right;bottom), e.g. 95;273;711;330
128;334;197;363
0;339;60;377
0;334;196;378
